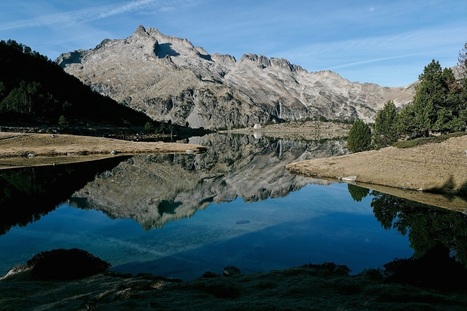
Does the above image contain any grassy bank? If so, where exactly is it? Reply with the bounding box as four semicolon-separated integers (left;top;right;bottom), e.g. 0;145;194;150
286;134;467;197
393;132;466;148
0;132;207;169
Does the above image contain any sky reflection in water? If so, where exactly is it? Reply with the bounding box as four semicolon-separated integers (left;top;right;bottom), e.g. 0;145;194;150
0;182;412;280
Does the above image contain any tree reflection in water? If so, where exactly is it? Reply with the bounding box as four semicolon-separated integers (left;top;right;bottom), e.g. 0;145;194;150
0;156;129;235
347;184;467;268
347;184;369;202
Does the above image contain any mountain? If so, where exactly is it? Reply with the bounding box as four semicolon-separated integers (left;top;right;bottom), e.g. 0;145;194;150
57;25;414;130
0;40;152;128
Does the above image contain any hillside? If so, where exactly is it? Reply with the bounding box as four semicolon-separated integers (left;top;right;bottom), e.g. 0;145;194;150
57;26;415;129
0;40;152;128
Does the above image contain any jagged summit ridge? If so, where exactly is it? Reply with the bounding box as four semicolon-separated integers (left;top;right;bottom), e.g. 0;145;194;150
57;25;414;129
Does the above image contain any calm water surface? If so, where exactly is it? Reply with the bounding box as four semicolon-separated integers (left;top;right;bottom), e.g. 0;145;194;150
0;134;465;280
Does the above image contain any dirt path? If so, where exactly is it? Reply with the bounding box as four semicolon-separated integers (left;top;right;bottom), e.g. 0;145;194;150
0;132;206;169
286;135;467;196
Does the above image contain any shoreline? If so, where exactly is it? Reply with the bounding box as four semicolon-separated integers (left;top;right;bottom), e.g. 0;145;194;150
2;132;467;309
221;120;350;140
286;135;467;198
2;257;467;310
0;132;207;169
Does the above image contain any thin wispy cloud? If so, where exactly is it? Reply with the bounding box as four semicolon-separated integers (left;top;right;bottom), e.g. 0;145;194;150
0;0;465;86
277;22;464;67
329;54;422;70
0;0;194;31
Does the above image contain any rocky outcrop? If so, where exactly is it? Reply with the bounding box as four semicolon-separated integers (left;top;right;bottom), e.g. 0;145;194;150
2;248;110;280
57;26;414;129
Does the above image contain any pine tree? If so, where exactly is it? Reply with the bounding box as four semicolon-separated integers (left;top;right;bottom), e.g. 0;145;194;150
347;119;372;153
395;104;414;137
411;60;445;136
403;59;466;136
455;43;467;131
374;101;398;148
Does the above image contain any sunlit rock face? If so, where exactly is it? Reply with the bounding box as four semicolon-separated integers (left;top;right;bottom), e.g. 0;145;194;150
72;134;346;229
57;25;414;129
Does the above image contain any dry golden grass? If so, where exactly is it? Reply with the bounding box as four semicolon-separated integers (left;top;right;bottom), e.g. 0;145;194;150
287;135;467;197
0;132;206;169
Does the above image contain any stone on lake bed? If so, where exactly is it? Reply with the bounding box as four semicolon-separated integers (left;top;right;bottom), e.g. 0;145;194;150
223;266;241;277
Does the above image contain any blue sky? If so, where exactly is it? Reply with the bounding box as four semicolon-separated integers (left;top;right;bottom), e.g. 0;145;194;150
0;0;466;87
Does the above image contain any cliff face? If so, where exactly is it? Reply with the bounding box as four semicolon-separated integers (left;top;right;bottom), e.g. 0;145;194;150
72;134;347;229
57;25;414;129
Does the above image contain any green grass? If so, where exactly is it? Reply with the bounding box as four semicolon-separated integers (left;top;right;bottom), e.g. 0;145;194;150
393;132;466;149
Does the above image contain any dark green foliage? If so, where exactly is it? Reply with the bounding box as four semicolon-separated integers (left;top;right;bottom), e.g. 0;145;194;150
376;47;467;144
374;101;399;148
347;119;371;152
0;39;152;127
144;121;155;132
0;81;56;115
456;43;467;130
371;192;467;267
0;81;6;97
0;157;129;235
396;59;467;137
411;60;445;135
347;184;370;202
58;115;69;127
395;103;416;136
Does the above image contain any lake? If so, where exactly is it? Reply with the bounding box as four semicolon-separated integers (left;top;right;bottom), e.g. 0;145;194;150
1;134;466;281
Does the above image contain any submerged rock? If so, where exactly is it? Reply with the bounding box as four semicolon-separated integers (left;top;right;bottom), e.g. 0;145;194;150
223;266;241;277
201;271;221;278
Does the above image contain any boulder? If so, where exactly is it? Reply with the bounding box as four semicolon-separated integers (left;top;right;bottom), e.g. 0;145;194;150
25;248;110;280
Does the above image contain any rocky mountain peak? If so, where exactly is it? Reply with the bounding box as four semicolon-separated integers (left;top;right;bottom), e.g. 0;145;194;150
238;53;304;73
57;25;415;129
133;24;151;36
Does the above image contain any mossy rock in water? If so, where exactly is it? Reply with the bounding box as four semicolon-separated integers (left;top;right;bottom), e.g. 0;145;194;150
26;248;110;280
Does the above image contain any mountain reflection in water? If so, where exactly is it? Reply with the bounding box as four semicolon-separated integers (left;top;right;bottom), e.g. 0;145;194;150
0;134;466;281
71;134;345;229
0;156;129;235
